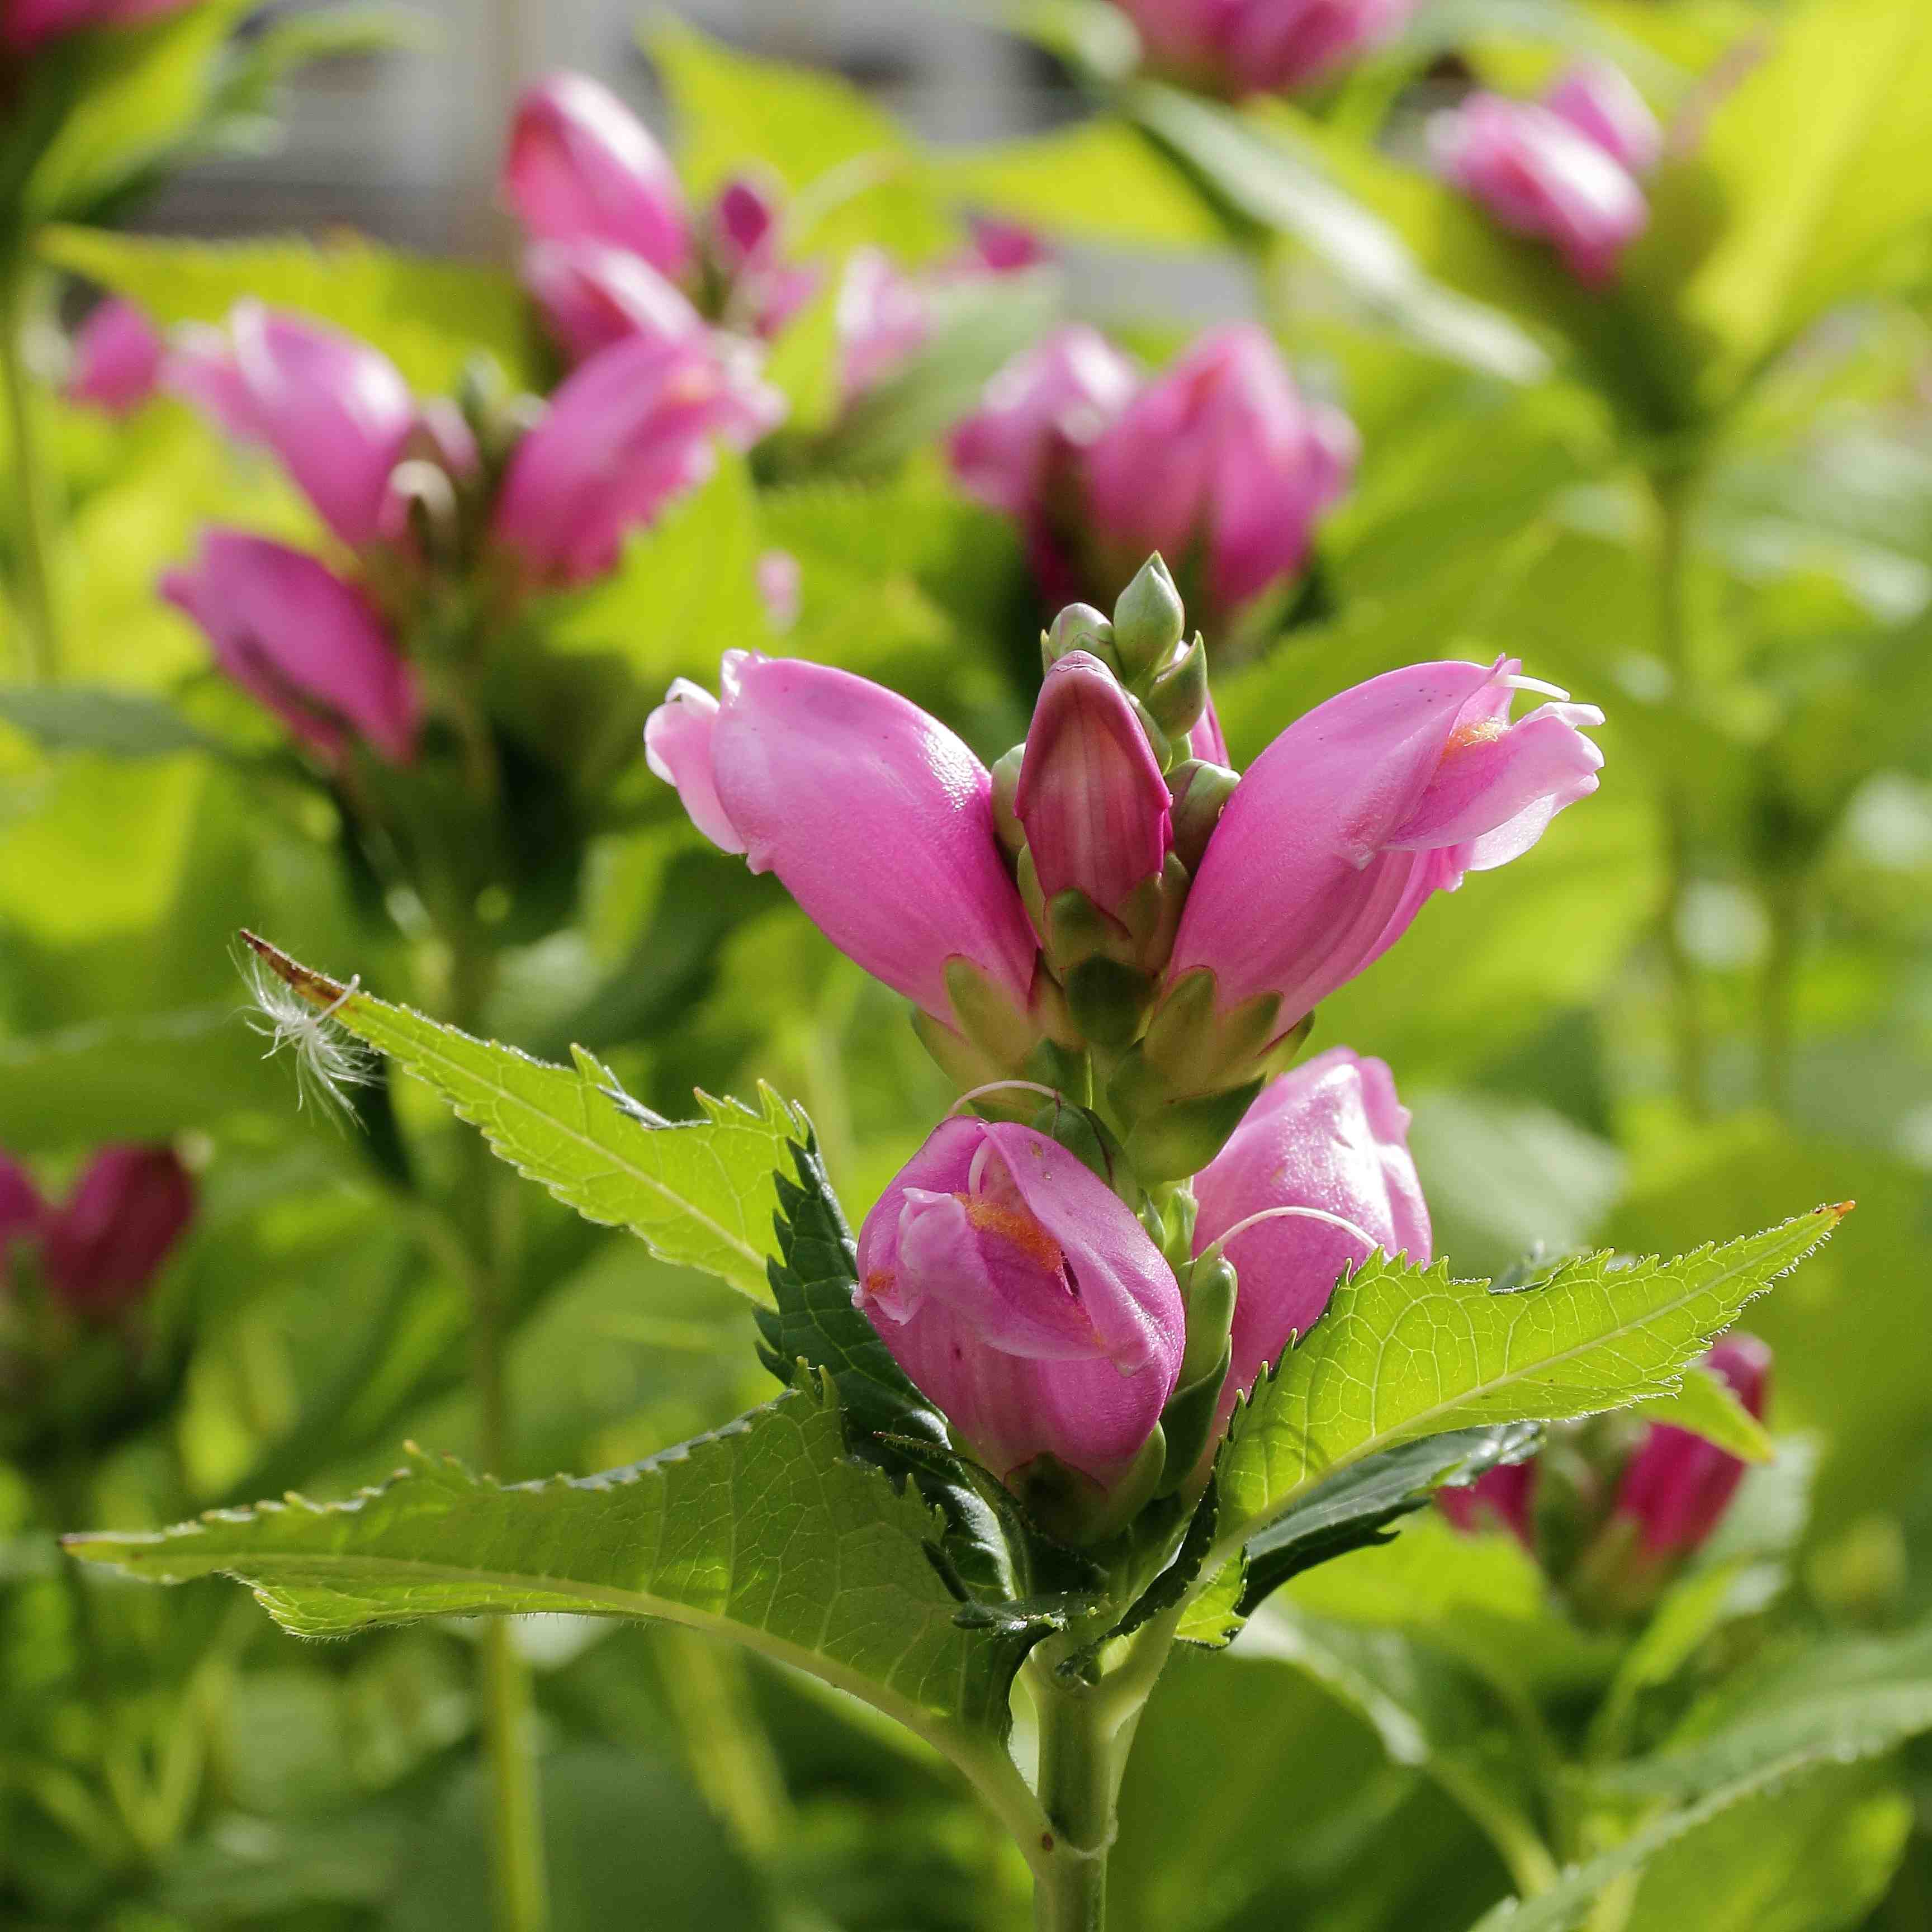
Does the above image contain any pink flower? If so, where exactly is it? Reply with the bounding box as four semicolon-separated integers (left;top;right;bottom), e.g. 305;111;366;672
1168;658;1602;1046
1192;1046;1428;1429
1016;651;1172;920
1543;60;1662;178
1429;91;1649;287
67;297;162;415
163;304;416;548
523;240;710;367
161;530;418;763
1117;0;1414;99
1614;1334;1771;1555
755;549;801;632
1437;1460;1536;1543
646;653;1039;1027
489;329;782;586
837;248;930;400
963;216;1052;274
948;325;1137;604
40;1145;193;1323
704;176;818;339
855;1117;1183;1495
1083;324;1357;618
2;0;191;53
503;73;690;280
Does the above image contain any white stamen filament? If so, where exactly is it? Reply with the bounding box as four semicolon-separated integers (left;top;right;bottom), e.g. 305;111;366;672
1201;1203;1382;1265
948;1079;1064;1117
1502;673;1570;700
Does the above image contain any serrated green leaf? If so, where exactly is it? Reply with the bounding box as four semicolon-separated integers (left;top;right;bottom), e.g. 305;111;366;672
935;118;1225;250
1210;1210;1845;1564
26;0;252;220
1629;1362;1774;1463
65;1382;1028;1742
1599;1622;1932;1801
239;936;800;1301
649;18;952;266
1684;0;1932;392
36;226;539;395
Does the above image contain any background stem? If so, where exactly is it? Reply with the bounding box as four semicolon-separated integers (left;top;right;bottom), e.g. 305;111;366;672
1648;462;1708;1121
1758;869;1803;1115
1;257;61;683
446;932;550;1932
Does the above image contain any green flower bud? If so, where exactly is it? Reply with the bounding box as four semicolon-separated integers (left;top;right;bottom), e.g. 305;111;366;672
1042;602;1119;675
990;745;1027;860
1111;554;1186;681
1167;758;1240;871
1142;633;1209;737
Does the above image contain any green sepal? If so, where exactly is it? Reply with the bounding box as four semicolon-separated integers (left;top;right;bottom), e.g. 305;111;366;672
1167;758;1239;872
1010;1427;1168;1550
913;955;1076;1096
1064;954;1155;1049
1027;1096;1137;1204
1153;1344;1232;1499
1110;553;1185;681
1142;966;1284;1089
1142;633;1208;738
989;745;1026;860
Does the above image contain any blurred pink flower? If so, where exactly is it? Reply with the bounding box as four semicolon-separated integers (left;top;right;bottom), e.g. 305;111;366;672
67;297;163;415
1117;0;1414;99
40;1145;194;1323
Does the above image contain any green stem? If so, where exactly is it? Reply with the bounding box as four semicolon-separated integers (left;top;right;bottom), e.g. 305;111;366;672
1031;1672;1114;1932
446;933;550;1932
1758;870;1802;1115
0;256;60;682
1647;462;1708;1121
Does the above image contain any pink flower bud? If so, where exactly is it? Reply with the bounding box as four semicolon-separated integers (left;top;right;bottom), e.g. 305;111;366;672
950;325;1137;522
490;330;782;586
646;654;1039;1027
755;549;801;632
162;530;418;764
1169;658;1602;1045
1614;1334;1771;1556
3;0;191;53
1436;1459;1536;1543
963;216;1052;274
523;240;709;366
1192;1047;1428;1430
1543;60;1662;178
1429;92;1649;287
41;1145;193;1322
1016;651;1172;919
855;1117;1184;1493
1118;0;1414;99
704;177;817;340
67;297;162;415
837;248;930;400
503;73;691;280
1083;324;1357;618
162;303;416;548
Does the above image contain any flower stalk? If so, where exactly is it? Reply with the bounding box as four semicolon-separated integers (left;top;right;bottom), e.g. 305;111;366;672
1;257;60;681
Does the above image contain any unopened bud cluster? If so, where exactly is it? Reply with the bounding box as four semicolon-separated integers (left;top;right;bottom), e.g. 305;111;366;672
650;553;1604;1542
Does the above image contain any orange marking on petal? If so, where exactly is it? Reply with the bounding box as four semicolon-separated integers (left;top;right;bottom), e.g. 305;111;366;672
959;1192;1065;1273
1445;716;1509;754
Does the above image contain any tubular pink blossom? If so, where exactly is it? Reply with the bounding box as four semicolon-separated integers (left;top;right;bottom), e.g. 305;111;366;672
1429;91;1649;287
1614;1334;1772;1555
503;73;691;279
1169;658;1602;1040
1016;651;1172;918
950;325;1137;522
162;531;418;763
1117;0;1414;99
41;1145;194;1323
1083;324;1357;615
523;240;709;366
1437;1460;1536;1545
490;330;782;586
162;304;416;548
855;1118;1184;1490
1192;1046;1428;1430
836;248;930;400
67;297;162;415
1543;60;1662;178
3;0;191;51
646;654;1039;1026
